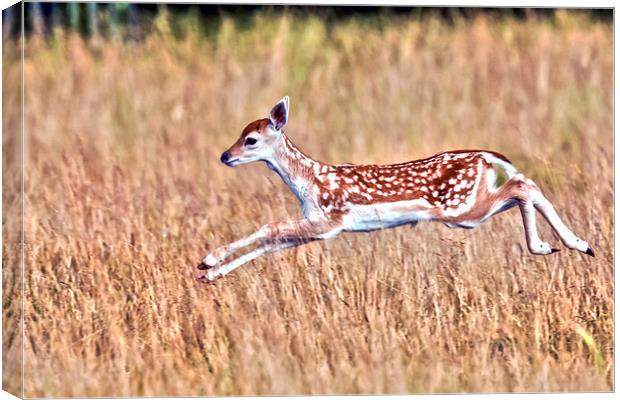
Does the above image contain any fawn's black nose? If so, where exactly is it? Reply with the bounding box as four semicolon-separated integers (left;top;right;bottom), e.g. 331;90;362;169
220;151;231;164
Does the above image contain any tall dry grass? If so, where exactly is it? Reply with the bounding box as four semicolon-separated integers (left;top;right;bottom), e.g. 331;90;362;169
3;19;24;397
3;10;613;396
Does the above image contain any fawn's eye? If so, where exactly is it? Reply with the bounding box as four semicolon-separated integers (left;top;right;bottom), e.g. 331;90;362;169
244;137;258;146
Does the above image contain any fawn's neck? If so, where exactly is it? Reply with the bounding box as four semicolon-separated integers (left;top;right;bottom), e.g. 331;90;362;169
266;133;324;202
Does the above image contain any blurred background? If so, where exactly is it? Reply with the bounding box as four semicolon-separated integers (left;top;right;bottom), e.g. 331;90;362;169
4;4;612;40
2;3;613;397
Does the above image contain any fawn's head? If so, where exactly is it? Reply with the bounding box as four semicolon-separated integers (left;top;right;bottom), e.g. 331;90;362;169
220;97;290;167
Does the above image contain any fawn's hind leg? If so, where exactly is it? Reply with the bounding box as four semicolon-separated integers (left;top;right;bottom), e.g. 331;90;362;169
491;174;593;256
454;173;593;256
517;193;560;255
528;182;594;256
452;175;556;254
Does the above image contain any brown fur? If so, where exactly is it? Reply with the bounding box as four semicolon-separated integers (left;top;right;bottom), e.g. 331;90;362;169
241;118;270;136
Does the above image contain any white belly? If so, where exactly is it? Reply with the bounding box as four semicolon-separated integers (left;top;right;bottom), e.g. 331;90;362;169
342;199;434;232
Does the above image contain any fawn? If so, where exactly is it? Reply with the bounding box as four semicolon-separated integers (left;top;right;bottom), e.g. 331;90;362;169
197;96;593;282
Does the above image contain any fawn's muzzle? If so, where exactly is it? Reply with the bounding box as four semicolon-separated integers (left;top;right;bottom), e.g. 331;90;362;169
220;151;231;165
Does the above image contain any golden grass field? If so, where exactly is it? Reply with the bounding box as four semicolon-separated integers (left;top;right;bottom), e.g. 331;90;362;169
2;10;614;396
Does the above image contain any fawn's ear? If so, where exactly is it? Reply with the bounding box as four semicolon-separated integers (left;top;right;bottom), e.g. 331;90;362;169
269;96;289;131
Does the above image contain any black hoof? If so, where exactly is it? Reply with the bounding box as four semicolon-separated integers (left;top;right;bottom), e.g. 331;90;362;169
550;247;561;254
585;247;595;257
196;261;213;270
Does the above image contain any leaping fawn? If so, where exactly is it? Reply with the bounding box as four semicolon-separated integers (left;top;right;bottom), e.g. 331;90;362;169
197;96;594;282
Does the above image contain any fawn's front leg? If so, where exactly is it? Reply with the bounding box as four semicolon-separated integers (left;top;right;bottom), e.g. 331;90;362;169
199;241;296;282
197;218;342;281
200;226;271;268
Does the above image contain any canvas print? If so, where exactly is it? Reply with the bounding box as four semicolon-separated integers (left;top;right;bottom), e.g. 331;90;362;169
2;3;613;397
